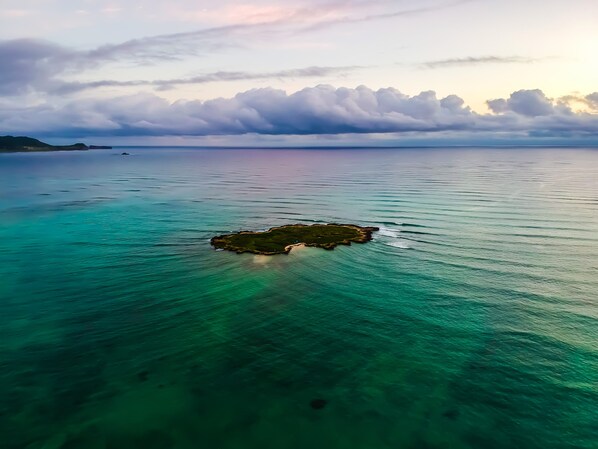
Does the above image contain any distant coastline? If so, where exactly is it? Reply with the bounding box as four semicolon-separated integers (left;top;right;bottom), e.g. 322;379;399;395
0;136;112;153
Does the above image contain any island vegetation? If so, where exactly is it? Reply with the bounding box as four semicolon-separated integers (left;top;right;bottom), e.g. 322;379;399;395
0;136;112;152
211;223;379;255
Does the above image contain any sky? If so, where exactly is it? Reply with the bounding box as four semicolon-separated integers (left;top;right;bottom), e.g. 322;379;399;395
0;0;597;145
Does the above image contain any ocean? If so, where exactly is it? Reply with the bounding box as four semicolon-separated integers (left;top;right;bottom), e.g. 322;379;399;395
0;147;596;449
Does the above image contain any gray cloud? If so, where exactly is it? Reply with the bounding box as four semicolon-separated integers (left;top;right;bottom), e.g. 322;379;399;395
1;86;596;139
0;0;478;97
101;0;473;56
504;89;556;117
79;23;252;64
52;66;362;94
0;38;360;96
587;93;598;110
486;98;508;114
487;89;563;117
302;0;476;32
557;93;598;111
0;39;71;95
420;56;539;69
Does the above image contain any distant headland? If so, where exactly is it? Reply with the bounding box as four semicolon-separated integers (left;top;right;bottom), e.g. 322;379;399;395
211;223;380;255
0;136;112;152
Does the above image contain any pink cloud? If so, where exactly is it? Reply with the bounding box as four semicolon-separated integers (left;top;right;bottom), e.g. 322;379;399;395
0;9;34;18
162;1;382;26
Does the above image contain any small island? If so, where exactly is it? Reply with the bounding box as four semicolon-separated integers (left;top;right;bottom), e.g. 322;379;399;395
0;136;112;152
211;223;379;255
90;145;113;150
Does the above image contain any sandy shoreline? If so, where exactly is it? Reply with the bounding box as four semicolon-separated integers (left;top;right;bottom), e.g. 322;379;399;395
284;243;307;253
253;244;308;265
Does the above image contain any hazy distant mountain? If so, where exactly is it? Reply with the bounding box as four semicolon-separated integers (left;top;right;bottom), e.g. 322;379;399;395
0;136;89;152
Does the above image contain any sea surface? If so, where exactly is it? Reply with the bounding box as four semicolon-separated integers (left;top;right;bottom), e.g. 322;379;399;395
0;147;597;449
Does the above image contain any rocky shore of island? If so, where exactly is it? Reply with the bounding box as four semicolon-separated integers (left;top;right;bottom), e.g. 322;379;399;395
211;223;379;255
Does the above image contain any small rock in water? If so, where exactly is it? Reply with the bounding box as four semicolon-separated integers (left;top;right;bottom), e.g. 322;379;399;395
443;409;460;420
121;152;130;156
310;399;327;410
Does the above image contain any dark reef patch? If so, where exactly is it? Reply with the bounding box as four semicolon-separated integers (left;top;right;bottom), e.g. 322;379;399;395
310;399;328;410
443;409;460;420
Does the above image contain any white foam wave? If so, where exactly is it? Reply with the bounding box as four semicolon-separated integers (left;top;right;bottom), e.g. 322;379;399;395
386;241;411;249
377;226;400;238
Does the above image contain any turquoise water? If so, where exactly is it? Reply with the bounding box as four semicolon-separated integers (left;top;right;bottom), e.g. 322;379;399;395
1;148;597;449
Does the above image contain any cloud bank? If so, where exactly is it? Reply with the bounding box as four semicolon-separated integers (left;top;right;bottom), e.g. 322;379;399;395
1;86;596;139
